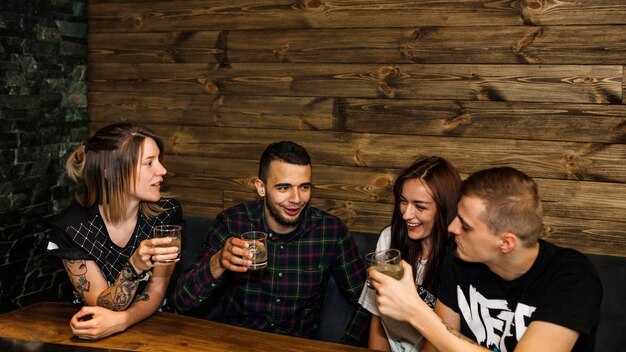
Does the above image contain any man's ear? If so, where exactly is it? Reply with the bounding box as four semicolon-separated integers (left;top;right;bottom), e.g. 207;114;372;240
499;232;517;254
254;178;266;197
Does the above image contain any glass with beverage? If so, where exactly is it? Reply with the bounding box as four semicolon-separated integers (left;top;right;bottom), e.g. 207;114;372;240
153;224;182;263
241;231;268;270
366;248;404;280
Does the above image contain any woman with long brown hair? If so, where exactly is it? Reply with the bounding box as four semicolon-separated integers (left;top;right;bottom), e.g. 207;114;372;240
359;156;461;351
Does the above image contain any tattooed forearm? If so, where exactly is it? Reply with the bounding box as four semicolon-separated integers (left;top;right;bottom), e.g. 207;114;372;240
97;292;116;310
97;270;140;311
114;279;138;305
135;293;150;302
442;320;481;346
63;260;90;294
96;280;139;311
95;264;142;311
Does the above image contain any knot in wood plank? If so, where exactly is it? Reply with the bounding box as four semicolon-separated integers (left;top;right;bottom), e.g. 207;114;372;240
244;176;256;189
377;66;401;98
171;131;194;155
511;27;543;64
399;28;432;63
443;112;472;130
353;147;367;167
132;15;143;29
129;98;140;112
273;44;291;62
525;0;543;10
562;151;592;180
299;0;327;11
199;78;219;94
373;176;392;189
210;95;224;111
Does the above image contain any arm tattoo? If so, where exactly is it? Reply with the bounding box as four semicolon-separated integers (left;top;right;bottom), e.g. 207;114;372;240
63;260;90;294
442;319;481;346
135;293;150;302
96;264;140;311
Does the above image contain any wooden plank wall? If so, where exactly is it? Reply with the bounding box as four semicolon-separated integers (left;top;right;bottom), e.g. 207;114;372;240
87;0;626;257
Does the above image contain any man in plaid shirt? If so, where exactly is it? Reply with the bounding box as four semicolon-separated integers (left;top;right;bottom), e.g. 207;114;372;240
173;141;370;346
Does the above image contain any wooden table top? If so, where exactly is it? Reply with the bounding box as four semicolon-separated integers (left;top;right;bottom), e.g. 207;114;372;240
0;302;372;352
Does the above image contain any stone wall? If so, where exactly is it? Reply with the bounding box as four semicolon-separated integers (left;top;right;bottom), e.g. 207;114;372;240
0;0;87;312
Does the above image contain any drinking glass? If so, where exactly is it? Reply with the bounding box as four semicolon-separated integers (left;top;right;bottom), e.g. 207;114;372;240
241;231;268;270
366;248;404;280
153;224;182;263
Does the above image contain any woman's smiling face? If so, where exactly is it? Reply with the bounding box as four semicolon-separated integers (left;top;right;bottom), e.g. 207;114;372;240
399;178;437;242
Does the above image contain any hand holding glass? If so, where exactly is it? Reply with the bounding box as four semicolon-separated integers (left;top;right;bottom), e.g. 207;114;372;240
241;231;268;270
366;248;404;280
153;224;181;263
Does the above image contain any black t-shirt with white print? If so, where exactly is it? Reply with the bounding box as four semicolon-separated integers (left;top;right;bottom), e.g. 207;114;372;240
437;239;602;352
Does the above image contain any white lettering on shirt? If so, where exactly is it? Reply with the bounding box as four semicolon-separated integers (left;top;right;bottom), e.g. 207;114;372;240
457;285;537;352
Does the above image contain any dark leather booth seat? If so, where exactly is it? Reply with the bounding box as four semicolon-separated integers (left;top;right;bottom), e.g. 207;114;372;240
173;216;625;351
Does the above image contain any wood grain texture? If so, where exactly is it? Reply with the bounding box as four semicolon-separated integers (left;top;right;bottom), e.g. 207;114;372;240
226;26;626;64
344;99;626;143
91;124;625;183
89;94;626;143
89;63;622;103
87;0;626;257
88;0;626;32
88;26;626;64
89;92;336;130
542;216;626;257
0;302;371;352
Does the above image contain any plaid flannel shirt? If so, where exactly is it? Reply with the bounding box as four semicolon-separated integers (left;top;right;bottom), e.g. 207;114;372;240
173;200;370;345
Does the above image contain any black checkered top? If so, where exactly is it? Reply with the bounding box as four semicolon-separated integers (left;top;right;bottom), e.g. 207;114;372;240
48;198;183;284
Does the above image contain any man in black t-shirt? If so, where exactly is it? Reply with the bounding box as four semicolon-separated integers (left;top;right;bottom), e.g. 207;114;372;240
369;167;602;352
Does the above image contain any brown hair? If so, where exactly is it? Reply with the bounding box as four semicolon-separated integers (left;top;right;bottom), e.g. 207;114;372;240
389;156;461;294
461;167;543;247
66;123;165;224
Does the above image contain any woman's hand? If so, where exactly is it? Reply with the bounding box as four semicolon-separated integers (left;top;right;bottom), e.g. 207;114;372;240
70;306;128;340
370;260;427;322
129;237;179;272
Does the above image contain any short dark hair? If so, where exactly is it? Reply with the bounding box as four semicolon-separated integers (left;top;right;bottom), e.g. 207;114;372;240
258;141;311;182
461;167;543;247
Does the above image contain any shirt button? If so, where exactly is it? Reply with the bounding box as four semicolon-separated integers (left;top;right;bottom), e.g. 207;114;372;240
278;272;283;277
276;298;281;303
269;233;273;238
279;245;284;249
270;323;275;327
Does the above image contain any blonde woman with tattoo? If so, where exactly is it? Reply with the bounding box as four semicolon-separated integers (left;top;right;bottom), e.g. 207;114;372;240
48;123;182;339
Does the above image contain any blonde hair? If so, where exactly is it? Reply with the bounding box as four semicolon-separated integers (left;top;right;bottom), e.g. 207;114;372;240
66;123;166;224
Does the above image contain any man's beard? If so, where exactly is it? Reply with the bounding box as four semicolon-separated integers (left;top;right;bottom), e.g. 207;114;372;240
265;194;306;228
